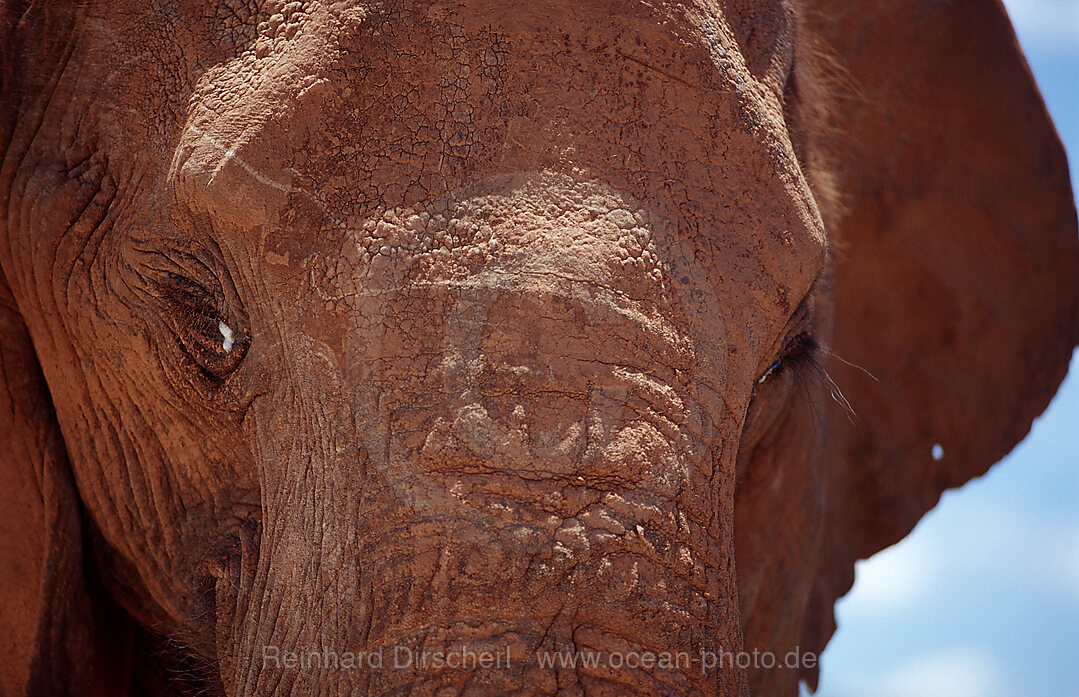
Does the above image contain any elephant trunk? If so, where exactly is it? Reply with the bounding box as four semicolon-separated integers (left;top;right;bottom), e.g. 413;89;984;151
223;347;748;696
230;459;747;696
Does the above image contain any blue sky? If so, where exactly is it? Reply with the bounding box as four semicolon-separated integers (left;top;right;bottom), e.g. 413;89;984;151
809;2;1079;695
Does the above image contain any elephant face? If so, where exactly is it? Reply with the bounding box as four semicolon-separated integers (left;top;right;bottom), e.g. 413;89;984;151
1;1;1076;696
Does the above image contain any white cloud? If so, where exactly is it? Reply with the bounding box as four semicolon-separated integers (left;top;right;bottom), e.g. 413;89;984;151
839;538;936;615
876;649;1007;697
812;648;1010;697
1023;525;1079;600
923;496;1079;601
1068;530;1079;599
1000;0;1079;50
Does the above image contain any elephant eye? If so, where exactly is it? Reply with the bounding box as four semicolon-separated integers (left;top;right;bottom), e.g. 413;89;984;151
758;358;784;384
758;332;819;385
157;272;248;381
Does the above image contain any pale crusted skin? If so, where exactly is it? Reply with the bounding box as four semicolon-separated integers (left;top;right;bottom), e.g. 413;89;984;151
0;1;1076;696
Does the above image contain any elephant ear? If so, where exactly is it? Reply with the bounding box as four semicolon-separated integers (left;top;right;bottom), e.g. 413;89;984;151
0;4;129;695
0;274;101;695
801;0;1079;678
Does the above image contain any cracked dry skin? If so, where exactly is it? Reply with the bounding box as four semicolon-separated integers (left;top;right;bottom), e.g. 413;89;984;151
1;1;1077;697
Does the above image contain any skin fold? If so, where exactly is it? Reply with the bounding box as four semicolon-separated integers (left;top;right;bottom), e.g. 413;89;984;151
0;1;1076;696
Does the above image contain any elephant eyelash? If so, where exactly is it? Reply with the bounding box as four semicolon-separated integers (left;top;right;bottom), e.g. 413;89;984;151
753;332;857;435
759;331;820;384
781;334;859;422
156;272;221;318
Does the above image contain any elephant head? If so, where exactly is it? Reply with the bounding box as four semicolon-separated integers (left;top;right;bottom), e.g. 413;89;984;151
1;0;1076;695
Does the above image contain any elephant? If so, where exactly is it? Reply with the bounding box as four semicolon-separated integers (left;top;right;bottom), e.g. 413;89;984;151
1;0;1077;695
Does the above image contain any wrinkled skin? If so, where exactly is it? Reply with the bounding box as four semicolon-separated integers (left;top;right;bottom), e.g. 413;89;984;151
1;1;1077;696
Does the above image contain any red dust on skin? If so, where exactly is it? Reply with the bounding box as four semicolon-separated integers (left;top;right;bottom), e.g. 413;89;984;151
0;1;1077;697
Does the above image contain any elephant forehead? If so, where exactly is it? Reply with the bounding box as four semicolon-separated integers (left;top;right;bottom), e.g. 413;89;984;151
172;0;820;263
325;171;681;295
